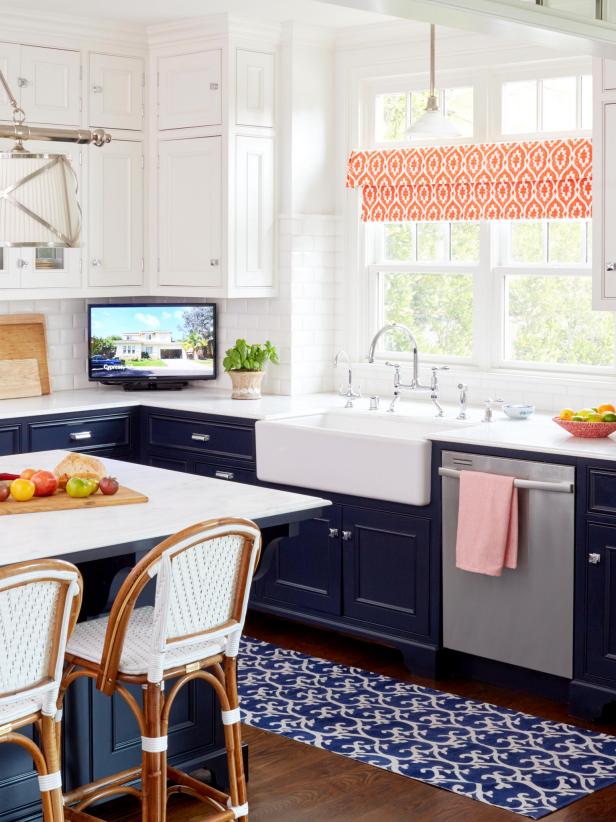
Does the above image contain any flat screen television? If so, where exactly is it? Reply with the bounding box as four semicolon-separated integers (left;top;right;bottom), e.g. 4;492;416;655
88;303;217;389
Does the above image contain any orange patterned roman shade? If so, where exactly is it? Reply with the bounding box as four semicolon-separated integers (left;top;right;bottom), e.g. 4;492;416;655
346;138;592;222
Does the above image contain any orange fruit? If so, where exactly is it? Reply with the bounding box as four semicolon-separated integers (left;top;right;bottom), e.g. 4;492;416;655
598;404;616;414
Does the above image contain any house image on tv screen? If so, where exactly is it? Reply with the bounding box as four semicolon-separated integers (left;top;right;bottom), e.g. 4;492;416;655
116;331;188;360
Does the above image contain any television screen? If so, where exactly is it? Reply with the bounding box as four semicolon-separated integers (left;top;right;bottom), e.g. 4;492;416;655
88;303;216;383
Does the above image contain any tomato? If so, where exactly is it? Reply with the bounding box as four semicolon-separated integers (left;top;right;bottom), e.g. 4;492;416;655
31;470;59;497
66;477;94;498
10;478;36;502
99;476;119;496
0;483;10;502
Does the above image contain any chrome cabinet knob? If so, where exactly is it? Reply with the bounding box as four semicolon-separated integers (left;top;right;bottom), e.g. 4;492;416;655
17;77;28;88
607;263;616;272
16;258;29;268
589;552;602;565
328;528;339;539
91;258;102;267
210;258;220;266
91;85;103;93
342;530;353;541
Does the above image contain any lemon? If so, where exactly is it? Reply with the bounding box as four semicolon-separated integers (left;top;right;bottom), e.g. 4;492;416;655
560;408;575;421
577;408;594;419
603;412;616;422
588;413;603;423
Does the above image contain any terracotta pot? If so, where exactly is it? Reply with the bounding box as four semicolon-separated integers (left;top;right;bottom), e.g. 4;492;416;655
227;370;265;400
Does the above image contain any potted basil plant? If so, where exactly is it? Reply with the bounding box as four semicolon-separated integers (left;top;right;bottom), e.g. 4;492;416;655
223;338;279;399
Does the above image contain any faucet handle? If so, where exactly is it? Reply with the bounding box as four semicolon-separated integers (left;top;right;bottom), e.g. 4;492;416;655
431;365;450;371
385;361;400;369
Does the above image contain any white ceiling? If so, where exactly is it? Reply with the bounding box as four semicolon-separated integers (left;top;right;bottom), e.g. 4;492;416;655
0;0;391;28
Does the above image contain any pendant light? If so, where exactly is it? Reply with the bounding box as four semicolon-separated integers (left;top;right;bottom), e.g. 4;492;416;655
407;24;460;141
0;69;111;249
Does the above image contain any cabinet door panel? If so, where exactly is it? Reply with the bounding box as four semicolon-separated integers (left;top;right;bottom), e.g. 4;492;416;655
236;50;274;128
604;59;616;91
158;137;222;288
158;51;221;130
0;42;20;122
255;504;342;615
584;524;616;681
342;506;430;636
89;139;144;287
235;136;274;290
20;46;81;125
89;53;143;130
0;423;20;455
146;453;189;472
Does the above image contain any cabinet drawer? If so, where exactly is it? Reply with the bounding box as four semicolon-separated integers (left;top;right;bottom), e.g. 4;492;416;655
193;461;256;485
0;424;20;455
28;414;131;453
588;469;616;515
147;414;255;462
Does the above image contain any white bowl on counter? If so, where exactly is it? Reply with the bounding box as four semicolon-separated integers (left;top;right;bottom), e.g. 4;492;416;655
503;403;535;420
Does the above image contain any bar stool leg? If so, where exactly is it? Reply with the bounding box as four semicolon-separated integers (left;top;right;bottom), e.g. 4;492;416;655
40;714;64;822
143;682;165;822
223;658;248;820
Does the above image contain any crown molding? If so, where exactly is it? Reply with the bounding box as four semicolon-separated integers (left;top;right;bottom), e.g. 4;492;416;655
148;13;281;48
0;8;147;49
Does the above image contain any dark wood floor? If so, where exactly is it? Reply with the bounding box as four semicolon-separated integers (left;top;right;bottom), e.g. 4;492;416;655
102;613;616;822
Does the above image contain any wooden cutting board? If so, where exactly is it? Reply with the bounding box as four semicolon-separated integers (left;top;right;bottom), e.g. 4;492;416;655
0;314;50;396
0;359;42;400
0;485;148;516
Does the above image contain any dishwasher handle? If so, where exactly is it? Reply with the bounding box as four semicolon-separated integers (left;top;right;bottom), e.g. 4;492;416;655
438;466;573;494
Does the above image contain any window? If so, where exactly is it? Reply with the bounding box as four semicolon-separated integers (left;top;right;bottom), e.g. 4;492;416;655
500;73;591;135
372;221;479;359
375;85;474;143
362;60;608;374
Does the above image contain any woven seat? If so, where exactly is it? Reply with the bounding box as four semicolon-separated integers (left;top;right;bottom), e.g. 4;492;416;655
62;517;262;822
68;606;225;675
0;559;82;822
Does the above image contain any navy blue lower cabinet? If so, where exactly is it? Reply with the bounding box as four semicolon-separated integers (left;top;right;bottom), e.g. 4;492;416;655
146;452;190;472
0;725;42;822
583;524;616;683
90;677;222;781
342;506;430;637
253;504;343;615
0;423;20;456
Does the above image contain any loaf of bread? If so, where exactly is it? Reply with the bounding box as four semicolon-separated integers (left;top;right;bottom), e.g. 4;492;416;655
54;452;107;483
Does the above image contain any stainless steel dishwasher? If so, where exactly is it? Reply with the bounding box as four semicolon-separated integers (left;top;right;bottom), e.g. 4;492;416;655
440;450;575;679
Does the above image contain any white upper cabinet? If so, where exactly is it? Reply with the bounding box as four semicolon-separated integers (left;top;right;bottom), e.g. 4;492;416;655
19;46;81;125
89;53;144;131
236;50;274;128
157;136;222;289
88;139;144;288
604;59;616;92
593;58;616;308
235;136;274;290
0;43;20;121
157;50;221;130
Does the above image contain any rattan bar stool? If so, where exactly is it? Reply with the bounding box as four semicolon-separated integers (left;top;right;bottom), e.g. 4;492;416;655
0;559;82;822
61;517;261;822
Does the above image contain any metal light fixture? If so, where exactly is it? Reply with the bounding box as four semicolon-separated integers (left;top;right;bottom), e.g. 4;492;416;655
0;70;111;249
407;24;460;141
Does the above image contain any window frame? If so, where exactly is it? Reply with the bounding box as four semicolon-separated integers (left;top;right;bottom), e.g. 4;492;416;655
360;57;608;376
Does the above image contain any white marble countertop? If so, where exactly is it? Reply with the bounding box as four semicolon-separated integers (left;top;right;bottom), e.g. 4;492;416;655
0;451;330;565
427;412;616;462
0;386;337;422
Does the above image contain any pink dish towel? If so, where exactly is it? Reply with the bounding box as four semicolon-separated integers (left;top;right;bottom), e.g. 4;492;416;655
455;471;518;577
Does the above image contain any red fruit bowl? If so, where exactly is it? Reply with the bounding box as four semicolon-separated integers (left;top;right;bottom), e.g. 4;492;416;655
553;416;616;438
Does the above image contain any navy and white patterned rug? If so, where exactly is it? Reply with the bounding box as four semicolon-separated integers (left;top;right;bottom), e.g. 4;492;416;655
238;637;616;818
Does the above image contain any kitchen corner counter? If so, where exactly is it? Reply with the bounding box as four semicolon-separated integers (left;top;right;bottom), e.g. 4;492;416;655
0;386;338;422
428;412;616;462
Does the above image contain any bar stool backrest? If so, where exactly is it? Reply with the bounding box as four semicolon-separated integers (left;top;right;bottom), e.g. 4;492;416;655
97;518;261;691
0;560;82;716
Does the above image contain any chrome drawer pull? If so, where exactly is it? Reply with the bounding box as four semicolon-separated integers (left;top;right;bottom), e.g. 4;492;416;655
438;467;574;494
215;470;234;480
191;433;211;442
69;431;92;441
